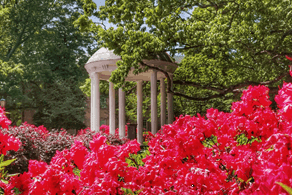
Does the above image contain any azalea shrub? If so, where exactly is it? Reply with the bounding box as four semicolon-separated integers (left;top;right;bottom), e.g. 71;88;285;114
76;125;129;147
0;106;21;194
0;107;21;155
0;69;290;195
0;123;74;174
0;107;11;129
0;123;130;174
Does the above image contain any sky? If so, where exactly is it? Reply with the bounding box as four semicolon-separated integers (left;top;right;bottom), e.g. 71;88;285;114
91;0;116;29
93;0;105;8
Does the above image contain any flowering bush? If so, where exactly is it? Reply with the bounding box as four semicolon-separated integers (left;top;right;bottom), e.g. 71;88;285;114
1;71;290;195
0;106;21;155
0;132;21;157
99;124;129;137
0;107;11;129
1;123;130;174
0;106;21;194
76;125;130;147
0;123;74;174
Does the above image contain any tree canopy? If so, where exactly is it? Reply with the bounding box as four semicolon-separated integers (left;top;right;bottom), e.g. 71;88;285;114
0;0;97;129
77;0;292;115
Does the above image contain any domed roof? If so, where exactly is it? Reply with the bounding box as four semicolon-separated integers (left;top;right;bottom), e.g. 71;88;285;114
84;47;177;81
86;47;121;64
86;47;174;65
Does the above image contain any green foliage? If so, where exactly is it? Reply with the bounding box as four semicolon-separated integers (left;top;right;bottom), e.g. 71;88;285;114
0;60;24;110
276;182;292;195
201;133;262;154
76;0;291;117
12;188;21;195
121;188;142;195
126;147;150;169
202;135;218;148
0;154;18;194
0;0;97;129
236;133;261;145
73;167;81;178
79;78;91;97
0;157;16;168
32;79;87;130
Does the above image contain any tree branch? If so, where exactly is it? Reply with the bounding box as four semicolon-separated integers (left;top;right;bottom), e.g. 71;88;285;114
139;60;289;101
280;29;292;42
228;2;239;28
173;80;223;92
273;29;292;53
94;22;107;30
6;26;26;60
166;40;242;52
126;81;147;95
140;61;173;94
254;50;291;57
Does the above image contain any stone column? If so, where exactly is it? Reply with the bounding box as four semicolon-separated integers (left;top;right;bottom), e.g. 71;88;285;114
160;78;166;127
109;82;115;135
137;80;143;144
90;74;94;130
119;88;125;138
151;70;158;134
168;74;174;124
91;72;100;132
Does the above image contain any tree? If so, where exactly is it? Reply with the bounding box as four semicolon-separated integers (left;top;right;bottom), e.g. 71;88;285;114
0;0;97;129
76;0;291;116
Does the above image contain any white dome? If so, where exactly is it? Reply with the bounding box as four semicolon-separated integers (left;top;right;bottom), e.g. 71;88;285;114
84;47;177;81
86;47;121;64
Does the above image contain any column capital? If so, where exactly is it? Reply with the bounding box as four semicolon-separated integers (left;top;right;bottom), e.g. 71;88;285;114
90;72;99;79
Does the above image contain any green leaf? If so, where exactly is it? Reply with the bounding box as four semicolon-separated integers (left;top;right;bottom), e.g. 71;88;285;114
6;173;19;177
276;182;292;195
13;187;22;195
73;167;81;178
0;179;8;184
0;158;16;168
121;187;135;195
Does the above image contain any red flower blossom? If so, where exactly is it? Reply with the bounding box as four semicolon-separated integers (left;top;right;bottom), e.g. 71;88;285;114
0;106;11;129
7;71;292;195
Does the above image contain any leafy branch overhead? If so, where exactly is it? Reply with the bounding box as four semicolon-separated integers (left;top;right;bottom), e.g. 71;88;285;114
76;0;291;110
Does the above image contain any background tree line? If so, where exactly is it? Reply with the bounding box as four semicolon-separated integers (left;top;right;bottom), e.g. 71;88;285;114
0;0;98;129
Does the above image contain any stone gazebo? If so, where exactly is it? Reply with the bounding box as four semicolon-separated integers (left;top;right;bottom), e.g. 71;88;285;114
85;47;177;143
